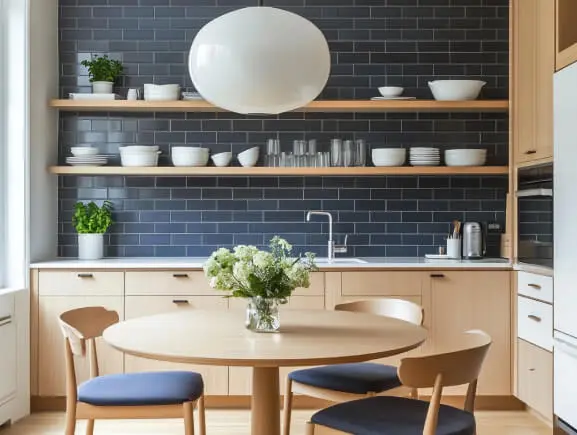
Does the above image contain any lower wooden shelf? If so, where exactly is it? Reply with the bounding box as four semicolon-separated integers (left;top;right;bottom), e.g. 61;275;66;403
48;166;509;176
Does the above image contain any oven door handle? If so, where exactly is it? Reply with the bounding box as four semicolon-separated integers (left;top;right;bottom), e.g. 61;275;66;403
516;188;553;198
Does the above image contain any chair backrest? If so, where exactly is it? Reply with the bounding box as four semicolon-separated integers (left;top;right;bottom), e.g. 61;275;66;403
335;298;424;326
397;330;492;435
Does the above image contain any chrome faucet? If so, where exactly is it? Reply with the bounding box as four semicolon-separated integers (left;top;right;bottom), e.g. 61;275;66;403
306;211;348;263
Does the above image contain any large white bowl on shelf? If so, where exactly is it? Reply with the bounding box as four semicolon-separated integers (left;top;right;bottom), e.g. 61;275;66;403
171;147;209;167
428;80;486;101
238;146;259;167
119;146;161;167
371;148;406;167
211;152;232;167
444;149;487;166
144;84;181;101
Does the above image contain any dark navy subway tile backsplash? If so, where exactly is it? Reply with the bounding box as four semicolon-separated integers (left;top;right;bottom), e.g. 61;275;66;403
57;0;510;257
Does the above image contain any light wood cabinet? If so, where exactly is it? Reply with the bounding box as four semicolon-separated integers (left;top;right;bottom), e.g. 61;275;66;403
556;0;577;70
124;295;229;395
426;271;511;395
341;271;423;296
517;338;552;419
512;0;554;164
37;296;124;396
38;271;124;296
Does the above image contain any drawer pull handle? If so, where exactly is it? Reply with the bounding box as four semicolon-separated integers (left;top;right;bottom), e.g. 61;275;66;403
527;284;542;290
77;273;94;278
430;274;445;278
529;368;536;372
0;315;12;327
172;274;189;278
525;150;537;155
172;300;189;305
528;314;542;322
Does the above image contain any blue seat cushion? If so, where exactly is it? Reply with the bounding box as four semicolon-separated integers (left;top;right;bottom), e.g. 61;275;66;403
77;371;204;406
289;363;401;395
312;396;475;435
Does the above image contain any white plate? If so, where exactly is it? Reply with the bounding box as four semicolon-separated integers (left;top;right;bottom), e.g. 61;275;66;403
425;254;455;260
411;162;440;166
67;162;107;167
370;96;416;100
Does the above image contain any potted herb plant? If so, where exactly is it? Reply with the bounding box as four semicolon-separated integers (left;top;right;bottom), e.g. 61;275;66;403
73;201;113;260
204;237;317;333
80;55;124;94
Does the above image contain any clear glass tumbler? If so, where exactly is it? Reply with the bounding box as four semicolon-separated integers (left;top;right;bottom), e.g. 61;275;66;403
343;140;355;167
355;139;366;166
331;139;343;167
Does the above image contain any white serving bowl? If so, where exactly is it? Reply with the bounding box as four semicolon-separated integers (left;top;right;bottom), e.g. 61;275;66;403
171;147;210;167
238;146;259;167
378;86;404;98
119;149;161;167
120;145;159;153
428;80;486;101
371;148;406;166
71;146;99;157
144;84;180;101
445;149;487;166
211;152;232;167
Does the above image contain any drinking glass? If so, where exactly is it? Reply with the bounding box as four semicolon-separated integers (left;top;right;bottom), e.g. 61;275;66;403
331;139;343;167
355;139;366;166
266;139;280;167
307;139;317;167
343;140;355;167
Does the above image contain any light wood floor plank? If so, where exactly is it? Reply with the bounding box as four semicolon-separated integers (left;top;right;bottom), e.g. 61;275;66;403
1;411;552;435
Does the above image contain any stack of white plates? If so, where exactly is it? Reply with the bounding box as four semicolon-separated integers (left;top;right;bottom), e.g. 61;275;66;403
410;147;440;166
372;148;406;166
66;155;108;166
182;92;203;101
445;149;487;166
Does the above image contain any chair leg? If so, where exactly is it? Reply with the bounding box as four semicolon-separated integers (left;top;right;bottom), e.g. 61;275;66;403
64;403;77;435
410;388;419;399
305;421;315;435
197;395;206;435
184;402;195;435
282;377;294;435
85;419;95;435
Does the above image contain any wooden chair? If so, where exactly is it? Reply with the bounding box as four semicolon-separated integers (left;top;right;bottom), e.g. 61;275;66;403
283;298;424;435
305;330;492;435
59;307;206;435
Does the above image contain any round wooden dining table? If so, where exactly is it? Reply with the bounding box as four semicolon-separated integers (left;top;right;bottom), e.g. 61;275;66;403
103;308;427;435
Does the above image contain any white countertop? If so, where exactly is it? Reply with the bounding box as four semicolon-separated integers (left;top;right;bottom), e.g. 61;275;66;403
30;257;512;270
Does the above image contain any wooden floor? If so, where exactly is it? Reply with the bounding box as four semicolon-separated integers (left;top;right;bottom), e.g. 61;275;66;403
2;410;552;435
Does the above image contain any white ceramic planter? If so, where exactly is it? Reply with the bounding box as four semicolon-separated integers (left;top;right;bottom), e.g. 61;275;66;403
92;81;113;94
78;234;104;260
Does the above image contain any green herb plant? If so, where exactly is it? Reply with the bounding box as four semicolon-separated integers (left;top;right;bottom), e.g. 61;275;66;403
73;201;113;234
80;55;124;83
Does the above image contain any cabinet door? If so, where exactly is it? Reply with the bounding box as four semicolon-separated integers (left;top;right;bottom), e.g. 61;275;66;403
513;0;554;163
124;295;229;395
38;296;124;396
228;296;325;396
517;338;552;419
427;271;511;395
0;318;16;404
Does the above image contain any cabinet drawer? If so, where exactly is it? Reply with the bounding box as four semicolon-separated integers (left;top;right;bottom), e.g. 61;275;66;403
125;271;218;296
342;272;422;296
517;271;553;303
518;296;553;351
517;338;552;419
293;272;324;296
38;271;124;296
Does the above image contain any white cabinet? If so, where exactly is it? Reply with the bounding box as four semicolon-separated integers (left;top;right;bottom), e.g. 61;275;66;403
0;294;16;406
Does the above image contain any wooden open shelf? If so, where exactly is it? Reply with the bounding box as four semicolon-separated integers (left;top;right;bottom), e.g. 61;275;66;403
49;166;509;176
49;99;509;113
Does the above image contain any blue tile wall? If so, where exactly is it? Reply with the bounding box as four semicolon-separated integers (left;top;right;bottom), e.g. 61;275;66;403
57;0;510;258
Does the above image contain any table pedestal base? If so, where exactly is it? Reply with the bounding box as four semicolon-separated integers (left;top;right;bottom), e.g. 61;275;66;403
251;367;280;435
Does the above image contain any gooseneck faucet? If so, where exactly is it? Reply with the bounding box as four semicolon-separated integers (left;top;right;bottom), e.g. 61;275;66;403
306;211;347;263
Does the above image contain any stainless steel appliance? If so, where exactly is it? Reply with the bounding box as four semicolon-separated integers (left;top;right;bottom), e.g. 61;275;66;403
516;164;553;268
462;222;484;259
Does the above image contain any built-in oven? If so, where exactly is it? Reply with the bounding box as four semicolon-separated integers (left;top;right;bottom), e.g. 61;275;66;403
516;164;553;268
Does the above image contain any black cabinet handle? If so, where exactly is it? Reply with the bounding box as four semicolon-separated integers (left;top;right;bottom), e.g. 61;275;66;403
524;150;537;155
172;300;190;305
77;273;94;278
528;314;542;322
528;284;542;290
430;274;445;278
172;273;189;278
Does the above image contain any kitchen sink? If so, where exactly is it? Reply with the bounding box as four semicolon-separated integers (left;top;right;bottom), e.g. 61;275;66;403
315;258;367;264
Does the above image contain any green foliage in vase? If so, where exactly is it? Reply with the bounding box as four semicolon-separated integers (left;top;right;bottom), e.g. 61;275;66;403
73;201;113;234
204;236;318;302
80;55;123;83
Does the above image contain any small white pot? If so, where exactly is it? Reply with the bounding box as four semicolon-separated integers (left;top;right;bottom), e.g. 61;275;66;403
92;81;114;94
78;234;104;260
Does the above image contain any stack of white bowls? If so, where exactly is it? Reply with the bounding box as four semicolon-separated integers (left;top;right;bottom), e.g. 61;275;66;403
410;147;440;166
144;84;180;101
119;146;160;167
371;148;406;166
445;149;487;166
66;146;108;166
171;147;209;167
238;147;259;167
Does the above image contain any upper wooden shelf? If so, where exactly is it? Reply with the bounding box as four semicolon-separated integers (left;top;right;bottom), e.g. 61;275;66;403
49;166;509;176
49;99;509;113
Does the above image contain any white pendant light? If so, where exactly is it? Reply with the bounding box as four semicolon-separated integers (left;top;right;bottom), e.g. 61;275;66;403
188;6;331;115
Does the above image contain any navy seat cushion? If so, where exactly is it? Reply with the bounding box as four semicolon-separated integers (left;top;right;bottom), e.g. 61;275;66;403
289;363;401;395
78;371;204;406
312;396;475;435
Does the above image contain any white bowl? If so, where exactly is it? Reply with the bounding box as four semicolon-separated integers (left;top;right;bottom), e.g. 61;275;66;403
371;148;406;166
428;80;486;101
171;147;210;167
238;147;259;167
120;145;159;153
444;149;487;166
120;150;160;167
144;84;180;101
211;152;232;167
71;147;99;157
378;86;404;98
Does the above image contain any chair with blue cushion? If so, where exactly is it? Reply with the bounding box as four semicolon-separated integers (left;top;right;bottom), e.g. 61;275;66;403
305;330;492;435
283;298;424;435
59;307;206;435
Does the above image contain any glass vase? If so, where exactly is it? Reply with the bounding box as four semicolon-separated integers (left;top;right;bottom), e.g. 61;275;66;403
245;297;281;333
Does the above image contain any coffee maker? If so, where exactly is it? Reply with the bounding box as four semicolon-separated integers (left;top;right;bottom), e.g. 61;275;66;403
462;221;504;259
